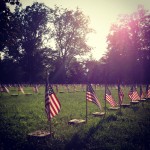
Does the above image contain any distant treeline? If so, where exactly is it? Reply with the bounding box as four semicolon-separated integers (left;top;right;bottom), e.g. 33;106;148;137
0;2;150;84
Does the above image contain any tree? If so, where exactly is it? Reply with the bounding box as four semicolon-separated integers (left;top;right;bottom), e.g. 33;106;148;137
0;0;12;50
0;0;22;83
0;0;21;50
1;3;94;83
8;2;54;83
66;59;87;83
50;7;94;82
106;5;150;84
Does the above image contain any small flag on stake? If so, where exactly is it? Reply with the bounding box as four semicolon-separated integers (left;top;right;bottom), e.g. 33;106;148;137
33;85;39;93
118;85;124;105
45;82;61;120
146;85;150;98
140;85;145;99
86;84;102;110
0;85;9;93
128;86;140;101
106;86;118;107
18;85;25;94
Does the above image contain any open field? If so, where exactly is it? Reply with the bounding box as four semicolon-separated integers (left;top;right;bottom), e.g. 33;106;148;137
0;85;150;149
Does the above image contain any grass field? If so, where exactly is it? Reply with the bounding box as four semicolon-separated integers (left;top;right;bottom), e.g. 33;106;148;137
0;85;150;150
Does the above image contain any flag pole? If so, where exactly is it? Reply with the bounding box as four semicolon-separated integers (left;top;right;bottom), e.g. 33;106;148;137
103;63;107;117
104;84;106;117
86;69;89;123
86;87;88;123
18;85;19;95
48;80;52;137
49;97;52;137
0;88;2;97
49;118;52;137
46;69;52;137
140;85;142;101
0;84;2;97
131;85;133;102
118;83;122;113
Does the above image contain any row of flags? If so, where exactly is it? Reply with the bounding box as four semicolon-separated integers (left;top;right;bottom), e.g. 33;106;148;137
128;85;150;101
0;84;88;94
0;85;39;94
128;86;140;101
0;85;9;93
1;83;150;121
2;84;150;96
2;83;125;94
45;83;150;120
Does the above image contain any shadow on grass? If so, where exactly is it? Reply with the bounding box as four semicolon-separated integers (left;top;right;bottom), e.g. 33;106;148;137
65;115;118;150
130;106;139;112
65;114;150;150
1;112;150;150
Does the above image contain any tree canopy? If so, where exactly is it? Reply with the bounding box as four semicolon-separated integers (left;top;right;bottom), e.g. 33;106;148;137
0;2;94;84
0;2;150;84
106;5;150;84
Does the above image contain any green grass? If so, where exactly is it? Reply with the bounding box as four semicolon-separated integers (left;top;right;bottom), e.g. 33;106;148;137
0;85;150;149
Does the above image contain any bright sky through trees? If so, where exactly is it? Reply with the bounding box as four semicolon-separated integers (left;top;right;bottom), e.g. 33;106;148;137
12;0;150;60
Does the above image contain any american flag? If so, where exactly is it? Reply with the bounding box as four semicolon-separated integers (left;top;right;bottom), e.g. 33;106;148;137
0;85;9;93
33;85;39;93
128;86;140;101
73;84;76;92
66;84;69;92
146;85;150;98
81;84;85;92
55;85;58;93
140;85;144;99
18;85;25;94
106;87;118;107
45;83;61;120
118;85;124;104
86;84;102;110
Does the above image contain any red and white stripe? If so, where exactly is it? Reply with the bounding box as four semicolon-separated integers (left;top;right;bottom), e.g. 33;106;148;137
147;89;150;98
86;91;102;110
128;91;140;101
106;94;118;107
45;85;61;120
86;84;102;110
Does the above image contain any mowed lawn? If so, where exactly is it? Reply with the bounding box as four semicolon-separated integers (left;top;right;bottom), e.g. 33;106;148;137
0;85;150;150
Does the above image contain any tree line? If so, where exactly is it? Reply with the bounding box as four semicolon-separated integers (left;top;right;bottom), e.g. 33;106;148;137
0;1;150;84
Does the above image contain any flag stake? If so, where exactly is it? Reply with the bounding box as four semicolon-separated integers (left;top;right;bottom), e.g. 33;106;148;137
49;97;52;137
86;89;88;123
86;70;88;123
0;89;2;97
46;70;52;137
86;84;103;120
45;70;61;137
49;119;52;137
18;85;19;95
118;84;122;113
104;84;106;117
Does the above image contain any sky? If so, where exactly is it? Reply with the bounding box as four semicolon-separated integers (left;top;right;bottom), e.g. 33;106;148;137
12;0;150;60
